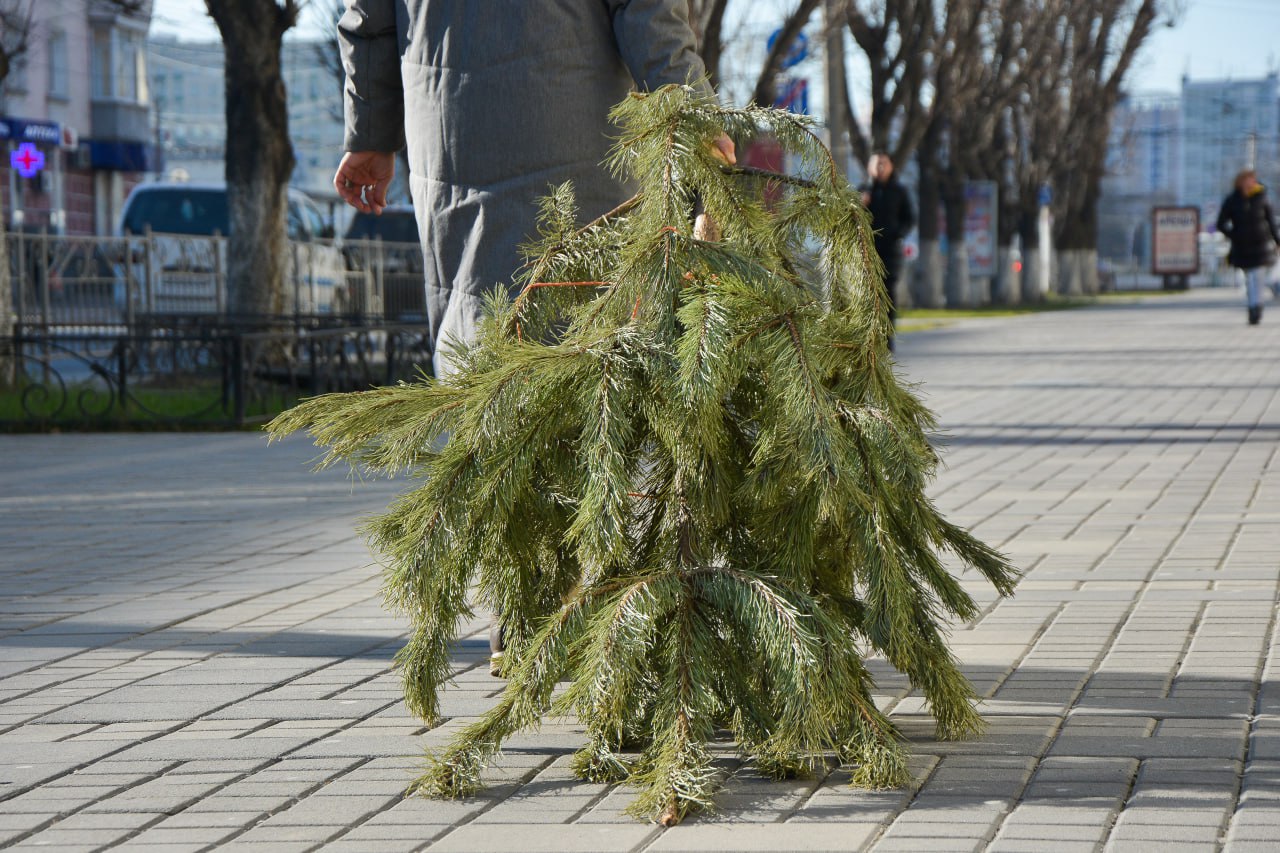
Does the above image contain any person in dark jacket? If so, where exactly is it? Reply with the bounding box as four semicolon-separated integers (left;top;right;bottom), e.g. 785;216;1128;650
1216;169;1280;325
859;152;916;346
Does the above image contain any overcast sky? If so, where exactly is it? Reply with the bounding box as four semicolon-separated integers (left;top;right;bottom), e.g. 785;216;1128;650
151;0;1279;96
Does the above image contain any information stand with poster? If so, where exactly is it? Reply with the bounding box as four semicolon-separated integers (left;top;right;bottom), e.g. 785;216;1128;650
965;181;998;279
1151;206;1200;290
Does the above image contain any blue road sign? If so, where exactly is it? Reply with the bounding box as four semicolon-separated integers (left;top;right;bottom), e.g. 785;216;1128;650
774;77;809;115
767;28;810;70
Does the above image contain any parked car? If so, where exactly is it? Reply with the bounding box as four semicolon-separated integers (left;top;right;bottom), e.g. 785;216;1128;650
341;205;426;321
343;205;420;247
114;183;346;317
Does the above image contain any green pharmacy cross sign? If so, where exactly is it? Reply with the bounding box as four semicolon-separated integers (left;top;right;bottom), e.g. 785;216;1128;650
11;142;46;178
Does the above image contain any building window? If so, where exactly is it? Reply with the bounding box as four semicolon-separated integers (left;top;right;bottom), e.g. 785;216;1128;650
48;30;69;100
135;39;148;104
114;29;138;101
92;29;112;99
90;25;148;103
6;56;27;93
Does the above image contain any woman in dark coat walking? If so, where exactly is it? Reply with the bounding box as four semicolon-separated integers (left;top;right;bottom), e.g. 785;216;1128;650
1217;169;1280;325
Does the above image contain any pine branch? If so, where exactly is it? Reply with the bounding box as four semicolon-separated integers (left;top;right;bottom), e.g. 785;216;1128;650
271;84;1018;823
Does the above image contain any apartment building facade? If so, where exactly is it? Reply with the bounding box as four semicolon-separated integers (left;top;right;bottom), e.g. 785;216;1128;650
1;0;156;235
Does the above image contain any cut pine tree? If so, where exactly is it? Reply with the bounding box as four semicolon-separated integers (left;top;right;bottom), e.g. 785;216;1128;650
267;85;1018;824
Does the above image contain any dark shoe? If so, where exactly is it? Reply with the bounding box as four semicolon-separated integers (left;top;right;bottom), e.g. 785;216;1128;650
1249;305;1262;325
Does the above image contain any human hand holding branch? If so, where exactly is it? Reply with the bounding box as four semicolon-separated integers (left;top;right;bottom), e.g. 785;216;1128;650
695;133;737;241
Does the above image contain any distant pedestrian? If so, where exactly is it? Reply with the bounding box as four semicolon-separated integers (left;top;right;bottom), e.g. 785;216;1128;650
1216;169;1280;325
859;152;915;348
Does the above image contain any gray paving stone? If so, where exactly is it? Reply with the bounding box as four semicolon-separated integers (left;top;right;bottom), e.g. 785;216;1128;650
989;842;1101;853
5;291;1280;851
428;823;659;852
648;823;880;851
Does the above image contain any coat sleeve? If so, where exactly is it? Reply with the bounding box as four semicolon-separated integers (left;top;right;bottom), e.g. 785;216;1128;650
898;186;916;235
338;0;405;153
1266;202;1280;244
1215;197;1232;236
605;0;708;93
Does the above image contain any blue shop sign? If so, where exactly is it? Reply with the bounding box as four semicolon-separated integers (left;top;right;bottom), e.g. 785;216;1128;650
87;139;157;172
0;116;62;145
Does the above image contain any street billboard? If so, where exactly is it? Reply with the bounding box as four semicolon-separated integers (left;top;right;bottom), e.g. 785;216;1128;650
1151;206;1200;275
965;181;998;277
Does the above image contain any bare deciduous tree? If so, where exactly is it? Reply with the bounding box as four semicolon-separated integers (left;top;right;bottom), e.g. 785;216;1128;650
927;0;1067;306
908;0;1168;304
1049;0;1164;294
204;0;300;317
750;0;821;107
0;0;34;86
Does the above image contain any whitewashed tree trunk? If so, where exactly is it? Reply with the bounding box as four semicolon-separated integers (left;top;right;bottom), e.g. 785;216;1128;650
993;247;1021;306
972;277;992;306
206;0;298;319
1056;248;1096;296
1020;247;1040;303
226;187;290;316
894;260;914;311
915;240;944;308
945;242;971;308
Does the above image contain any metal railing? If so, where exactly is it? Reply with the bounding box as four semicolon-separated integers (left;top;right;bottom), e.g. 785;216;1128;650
2;230;434;428
4;230;428;330
4;325;434;427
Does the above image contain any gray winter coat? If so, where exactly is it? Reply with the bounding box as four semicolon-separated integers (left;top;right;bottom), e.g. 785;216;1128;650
338;0;707;376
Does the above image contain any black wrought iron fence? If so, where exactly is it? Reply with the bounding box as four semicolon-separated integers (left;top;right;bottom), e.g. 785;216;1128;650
2;230;435;428
3;325;433;428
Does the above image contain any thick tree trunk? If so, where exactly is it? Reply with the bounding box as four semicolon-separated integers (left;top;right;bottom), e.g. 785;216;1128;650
751;0;820;108
915;241;943;308
993;247;1020;306
1057;249;1097;296
942;179;970;308
945;245;970;308
1021;247;1042;303
913;127;944;308
1017;209;1042;303
206;0;297;318
1056;166;1103;295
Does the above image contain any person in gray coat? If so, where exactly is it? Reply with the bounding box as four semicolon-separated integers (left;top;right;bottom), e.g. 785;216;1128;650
332;0;733;378
333;0;733;674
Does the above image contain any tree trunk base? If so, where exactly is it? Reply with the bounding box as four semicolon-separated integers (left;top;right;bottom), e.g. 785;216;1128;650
945;244;971;308
1056;249;1097;296
915;241;944;308
993;248;1021;306
1021;248;1044;303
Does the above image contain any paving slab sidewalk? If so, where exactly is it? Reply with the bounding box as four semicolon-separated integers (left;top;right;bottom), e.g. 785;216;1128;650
2;288;1277;852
